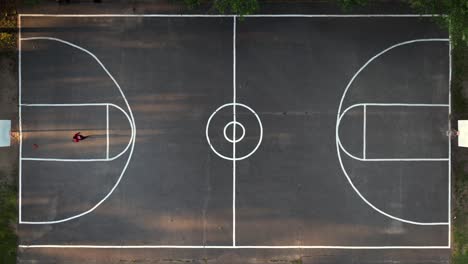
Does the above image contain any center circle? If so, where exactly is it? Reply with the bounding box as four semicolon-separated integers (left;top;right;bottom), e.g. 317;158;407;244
206;102;263;161
223;121;246;143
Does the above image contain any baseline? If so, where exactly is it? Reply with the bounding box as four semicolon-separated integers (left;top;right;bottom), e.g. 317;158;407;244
19;14;444;18
18;245;451;249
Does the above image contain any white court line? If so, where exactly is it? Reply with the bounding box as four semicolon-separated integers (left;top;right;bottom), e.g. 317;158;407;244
19;37;136;224
244;14;445;18
18;245;451;249
339;103;450;121
448;38;452;248
18;15;22;223
20;103;133;162
18;22;450;248
337;103;450;162
363;104;366;159
232;16;237;247
106;104;109;160
335;38;450;227
18;14;444;18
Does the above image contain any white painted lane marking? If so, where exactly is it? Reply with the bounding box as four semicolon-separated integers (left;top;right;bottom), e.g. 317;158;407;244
18;27;450;247
18;15;22;223
335;39;450;226
448;39;452;248
19;37;136;224
106;104;109;160
339;103;449;121
363;104;366;159
18;245;451;249
20;103;133;162
232;16;237;247
244;14;446;17
337;103;449;161
19;14;445;18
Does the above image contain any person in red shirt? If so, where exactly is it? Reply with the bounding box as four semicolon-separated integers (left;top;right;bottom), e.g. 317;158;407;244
73;132;89;142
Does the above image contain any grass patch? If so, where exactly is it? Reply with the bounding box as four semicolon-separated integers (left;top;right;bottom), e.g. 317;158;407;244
0;178;18;264
453;162;468;261
453;157;468;261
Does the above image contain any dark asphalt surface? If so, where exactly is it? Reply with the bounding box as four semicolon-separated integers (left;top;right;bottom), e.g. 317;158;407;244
18;15;450;263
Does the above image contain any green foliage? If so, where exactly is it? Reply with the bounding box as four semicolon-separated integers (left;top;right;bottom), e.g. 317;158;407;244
452;44;467;114
453;218;468;263
0;182;18;264
177;0;258;16
181;0;202;10
407;0;450;14
454;225;468;253
337;0;369;10
453;253;468;264
0;32;15;50
454;162;468;205
23;0;41;6
406;0;468;47
0;12;17;57
213;0;258;16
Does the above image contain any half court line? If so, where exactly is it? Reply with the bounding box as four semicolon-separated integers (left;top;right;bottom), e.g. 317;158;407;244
232;16;237;247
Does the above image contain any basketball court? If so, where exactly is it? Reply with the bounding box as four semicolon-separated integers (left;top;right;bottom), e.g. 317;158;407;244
18;14;450;249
